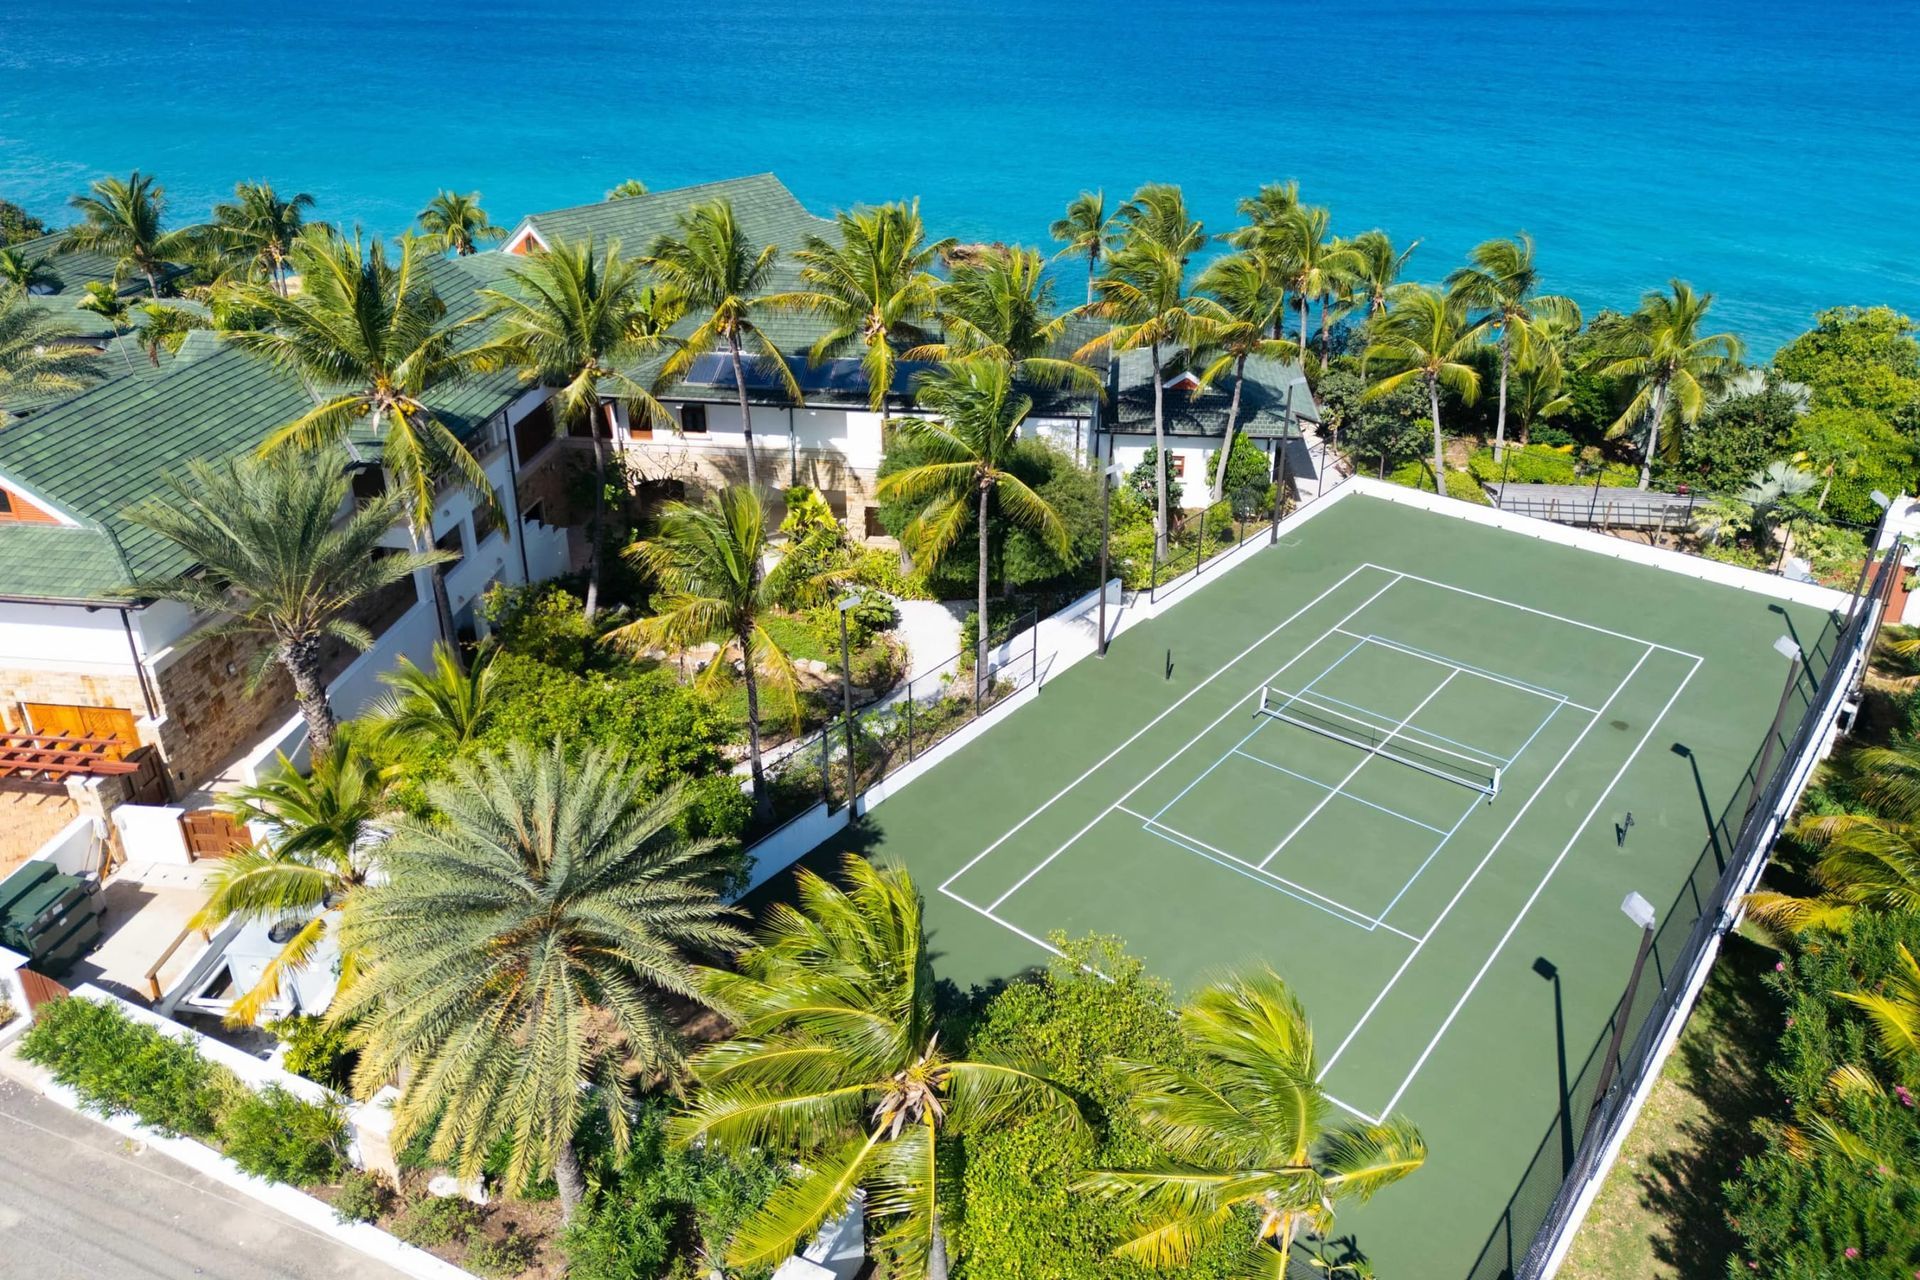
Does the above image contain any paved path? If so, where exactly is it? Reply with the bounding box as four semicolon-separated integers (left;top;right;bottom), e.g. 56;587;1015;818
0;1078;408;1280
890;596;965;683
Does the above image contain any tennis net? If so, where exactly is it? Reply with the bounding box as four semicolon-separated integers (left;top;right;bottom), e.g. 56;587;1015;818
1256;688;1502;800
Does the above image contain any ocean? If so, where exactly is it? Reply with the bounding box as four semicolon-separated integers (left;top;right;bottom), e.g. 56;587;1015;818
1;0;1916;354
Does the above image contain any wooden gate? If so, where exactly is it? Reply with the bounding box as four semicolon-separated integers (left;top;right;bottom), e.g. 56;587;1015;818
179;809;252;860
19;704;139;759
18;967;69;1013
120;745;170;806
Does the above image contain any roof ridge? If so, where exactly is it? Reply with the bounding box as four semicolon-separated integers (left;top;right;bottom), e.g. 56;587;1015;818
517;172;787;227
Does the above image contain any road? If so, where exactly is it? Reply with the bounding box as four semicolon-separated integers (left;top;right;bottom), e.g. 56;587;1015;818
0;1078;410;1280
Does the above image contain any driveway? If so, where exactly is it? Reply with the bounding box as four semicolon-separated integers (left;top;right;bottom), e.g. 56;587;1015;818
0;1078;408;1280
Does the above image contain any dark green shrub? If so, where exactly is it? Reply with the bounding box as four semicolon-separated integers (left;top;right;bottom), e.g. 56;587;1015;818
266;1013;356;1091
218;1085;346;1184
20;996;224;1138
393;1195;484;1247
332;1169;395;1224
463;1231;537;1277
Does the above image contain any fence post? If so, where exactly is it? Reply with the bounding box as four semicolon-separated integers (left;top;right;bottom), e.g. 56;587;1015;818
1029;610;1039;689
1149;544;1160;604
819;728;831;809
906;682;916;761
1193;504;1208;579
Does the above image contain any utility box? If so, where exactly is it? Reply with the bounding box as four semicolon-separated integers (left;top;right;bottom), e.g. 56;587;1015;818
0;861;102;977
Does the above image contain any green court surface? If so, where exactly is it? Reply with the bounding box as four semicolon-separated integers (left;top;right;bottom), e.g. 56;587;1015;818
794;493;1841;1276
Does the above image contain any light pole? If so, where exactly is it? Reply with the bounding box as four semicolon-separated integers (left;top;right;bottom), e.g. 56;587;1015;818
1588;890;1658;1123
1740;634;1805;828
1098;462;1123;658
1847;490;1894;629
835;593;860;808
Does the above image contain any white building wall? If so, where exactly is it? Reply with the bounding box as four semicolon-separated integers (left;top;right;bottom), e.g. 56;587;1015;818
1105;431;1223;509
614;402;886;472
0;600;144;673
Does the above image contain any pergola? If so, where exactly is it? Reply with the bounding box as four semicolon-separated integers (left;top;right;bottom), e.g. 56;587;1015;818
0;733;140;783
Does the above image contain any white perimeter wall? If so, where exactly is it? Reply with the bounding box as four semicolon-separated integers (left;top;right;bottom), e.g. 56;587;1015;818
616;402;887;471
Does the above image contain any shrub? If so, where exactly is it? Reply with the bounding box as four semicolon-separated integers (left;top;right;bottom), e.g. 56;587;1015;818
484;583;622;674
21;996;224;1139
267;1014;356;1091
332;1169;395;1224
219;1085;347;1184
464;1232;537;1278
0;999;15;1028
393;1194;484;1247
1387;459;1491;504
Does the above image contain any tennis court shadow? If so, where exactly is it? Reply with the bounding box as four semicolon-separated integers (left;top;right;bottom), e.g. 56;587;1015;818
1531;957;1577;1179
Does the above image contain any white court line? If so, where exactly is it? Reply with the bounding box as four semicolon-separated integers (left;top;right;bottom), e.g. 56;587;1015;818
937;563;1381;896
1362;563;1705;661
973;572;1409;913
1257;671;1460;870
1321;1092;1383;1125
1334;629;1594;714
1316;642;1659;1082
1374;649;1704;1117
1227;748;1451;835
1289;688;1520;765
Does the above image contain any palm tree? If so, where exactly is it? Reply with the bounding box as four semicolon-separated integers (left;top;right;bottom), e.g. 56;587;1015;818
1740;461;1817;561
1193;250;1297;501
121;447;448;757
209;181;315;294
228;227;493;645
0;247;58;292
1506;307;1581;444
1836;944;1920;1074
1339;229;1419;322
1262;205;1347;370
878;361;1068;700
778;202;951;439
1445;235;1578;461
1049;190;1114;306
646;200;800;491
674;855;1080;1277
1745;741;1920;934
0;291;100;414
610;486;805;822
1363;285;1482;494
908;246;1101;395
1080;968;1426;1271
605;179;649;200
64;171;200;298
192;739;389;1025
416;190;504;256
132;302;210;366
1591;281;1744;489
369;641;498;755
74;281;130;335
1077;183;1207;557
478;235;680;616
335;743;746;1219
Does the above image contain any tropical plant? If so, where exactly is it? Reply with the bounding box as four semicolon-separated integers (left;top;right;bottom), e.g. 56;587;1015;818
1445;235;1579;460
0;291;100;413
228;227;493;644
1590;280;1745;488
1835;942;1920;1073
1080;967;1427;1270
878;360;1068;698
0;199;45;247
0;246;58;291
1050;190;1114;306
335;743;746;1219
193;740;390;1025
1338;229;1418;323
1229;182;1302;274
415;190;504;256
1739;460;1817;560
605;179;649;200
478;234;680;615
909;245;1100;393
74;280;130;333
208;181;315;293
370;641;499;755
121;447;448;756
779;201;950;435
64;171;200;297
1077;183;1207;557
1747;752;1920;935
1193;250;1296;500
132;302;209;366
610;485;805;822
1363;285;1482;493
646;200;799;490
673;855;1081;1277
1261;205;1349;370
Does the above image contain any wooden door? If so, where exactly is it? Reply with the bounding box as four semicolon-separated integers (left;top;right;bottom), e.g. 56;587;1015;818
179;809;252;860
21;703;138;759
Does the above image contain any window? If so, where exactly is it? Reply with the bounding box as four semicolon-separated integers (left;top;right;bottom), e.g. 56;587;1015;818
521;500;545;527
349;466;385;507
680;404;708;434
471;490;501;544
863;507;888;539
0;490;12;517
435;524;466;570
513;400;557;462
1169;454;1187;478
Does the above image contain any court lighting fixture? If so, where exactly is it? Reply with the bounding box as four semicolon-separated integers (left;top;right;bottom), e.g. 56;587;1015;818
1590;889;1660;1117
836;593;860;807
1098;462;1125;658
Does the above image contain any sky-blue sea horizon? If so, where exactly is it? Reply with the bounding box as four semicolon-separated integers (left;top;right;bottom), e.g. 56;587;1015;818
2;0;1916;356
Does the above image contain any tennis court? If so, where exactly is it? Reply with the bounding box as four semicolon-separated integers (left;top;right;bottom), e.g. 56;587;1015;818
801;490;1848;1275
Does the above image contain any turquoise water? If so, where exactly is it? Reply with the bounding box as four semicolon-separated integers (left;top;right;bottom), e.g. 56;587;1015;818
2;0;1916;353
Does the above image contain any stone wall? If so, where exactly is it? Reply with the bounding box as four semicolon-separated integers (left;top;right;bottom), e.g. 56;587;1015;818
0;668;152;729
622;444;885;536
148;629;296;791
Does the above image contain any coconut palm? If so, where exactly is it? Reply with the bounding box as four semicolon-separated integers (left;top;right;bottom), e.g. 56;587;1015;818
1076;183;1207;557
1590;281;1744;489
1505;307;1581;444
192;739;390;1025
1049;190;1114;306
1261;205;1348;370
64;171;200;297
416;190;504;256
674;854;1080;1277
478;234;681;616
334;743;746;1219
605;179;649;200
1746;742;1920;934
1836;944;1920;1074
0;291;100;414
1080;967;1427;1271
369;641;498;755
1230;182;1302;249
208;181;315;294
0;247;58;292
1445;235;1578;461
1193;250;1297;501
121;447;449;758
646;200;800;490
878;361;1069;700
1339;229;1419;322
610;486;806;822
1363;285;1482;494
73;281;130;335
227;227;493;645
132;302;210;366
777;202;951;436
908;246;1101;395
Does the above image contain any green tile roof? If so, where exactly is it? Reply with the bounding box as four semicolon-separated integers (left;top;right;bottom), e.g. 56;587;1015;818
1108;348;1319;439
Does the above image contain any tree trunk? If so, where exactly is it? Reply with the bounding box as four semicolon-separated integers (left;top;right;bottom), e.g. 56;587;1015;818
281;638;337;759
1298;295;1311;368
554;1142;586;1223
1429;375;1447;498
1493;326;1511;461
416;518;462;658
1086;254;1096;308
929;1208;951;1280
1210;358;1246;503
1638;381;1668;490
1817;466;1833;511
583;403;609;620
976;481;990;704
1318;294;1332;372
728;332;760;491
741;626;770;823
1151;340;1168;559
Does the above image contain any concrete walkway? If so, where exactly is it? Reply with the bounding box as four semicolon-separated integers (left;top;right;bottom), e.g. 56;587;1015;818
891;596;966;682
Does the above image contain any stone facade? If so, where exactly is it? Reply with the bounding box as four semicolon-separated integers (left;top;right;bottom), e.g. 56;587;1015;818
622;444;886;536
0;668;153;729
147;628;297;792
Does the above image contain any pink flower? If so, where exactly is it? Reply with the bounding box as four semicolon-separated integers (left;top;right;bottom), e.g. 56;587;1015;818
1894;1085;1915;1108
1786;1017;1796;1027
1846;1248;1860;1260
1776;961;1786;971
